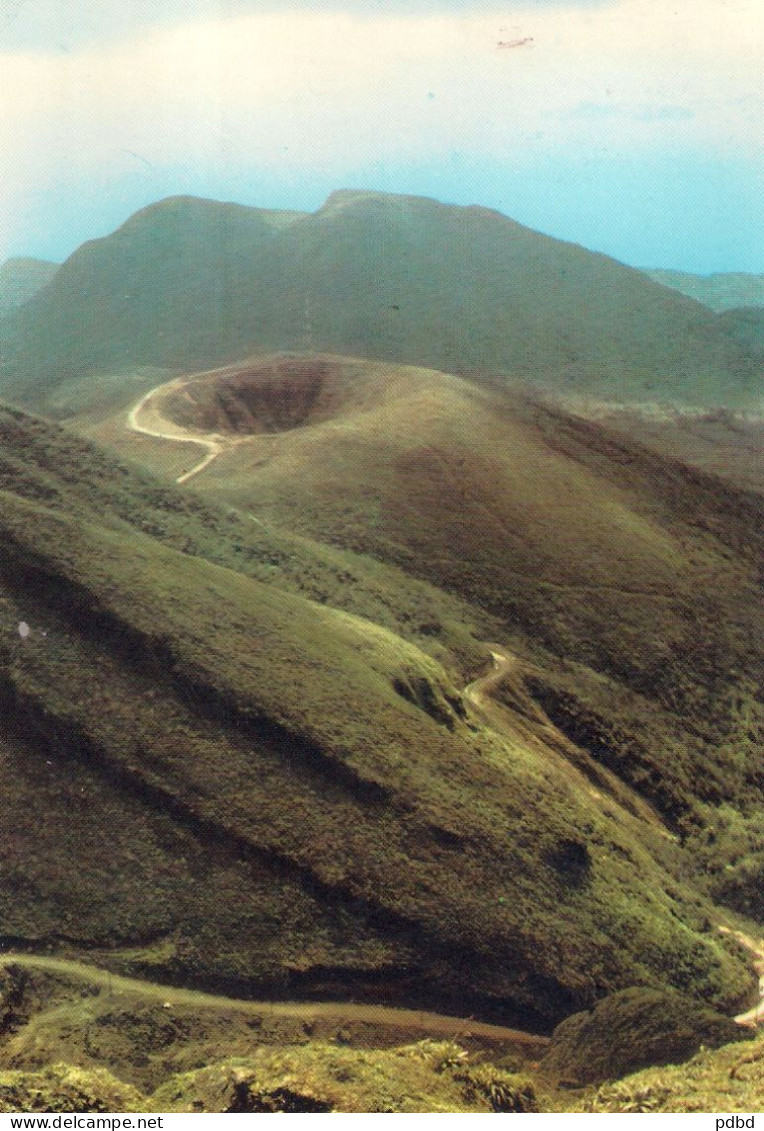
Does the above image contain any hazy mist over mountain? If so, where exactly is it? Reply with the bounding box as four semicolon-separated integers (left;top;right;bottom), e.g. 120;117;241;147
1;191;759;413
644;270;764;313
0;257;58;316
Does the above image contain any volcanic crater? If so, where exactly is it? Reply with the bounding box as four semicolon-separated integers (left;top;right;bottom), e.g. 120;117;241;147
163;356;356;437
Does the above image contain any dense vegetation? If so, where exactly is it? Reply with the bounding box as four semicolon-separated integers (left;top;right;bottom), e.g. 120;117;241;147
0;192;758;412
0;400;759;1035
142;357;763;917
0;961;759;1113
581;1035;764;1114
0;192;760;1113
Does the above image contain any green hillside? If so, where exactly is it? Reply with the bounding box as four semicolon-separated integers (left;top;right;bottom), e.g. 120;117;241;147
142;357;763;913
0;198;298;403
0;957;759;1113
0;401;759;1031
717;307;764;362
644;269;764;313
1;191;758;411
0;257;58;316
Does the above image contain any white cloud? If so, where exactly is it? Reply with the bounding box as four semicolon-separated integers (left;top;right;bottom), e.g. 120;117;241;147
0;0;760;258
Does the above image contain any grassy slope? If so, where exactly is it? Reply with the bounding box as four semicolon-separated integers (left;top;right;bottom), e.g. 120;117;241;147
129;355;763;923
549;405;764;494
0;964;759;1113
4;1036;761;1114
77;355;764;919
0;404;754;1029
0;198;291;404
717;307;764;362
644;269;764;313
581;1034;764;1113
177;361;762;785
1;192;758;411
0;258;58;318
0;1050;539;1115
268;193;756;404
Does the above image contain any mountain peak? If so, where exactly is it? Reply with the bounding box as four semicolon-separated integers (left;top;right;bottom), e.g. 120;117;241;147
1;188;758;411
117;194;263;231
318;187;442;217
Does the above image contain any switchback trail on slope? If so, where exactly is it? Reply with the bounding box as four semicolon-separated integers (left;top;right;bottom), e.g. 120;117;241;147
127;379;228;484
0;952;548;1055
467;653;764;1031
91;400;764;1041
463;646;522;711
463;646;672;836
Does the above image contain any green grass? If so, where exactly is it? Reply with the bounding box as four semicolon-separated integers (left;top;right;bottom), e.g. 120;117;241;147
0;403;756;1027
580;1033;764;1113
0;1044;538;1115
140;360;762;851
0;964;759;1113
540;986;748;1086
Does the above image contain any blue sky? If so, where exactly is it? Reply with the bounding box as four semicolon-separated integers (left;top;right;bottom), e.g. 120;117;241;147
1;0;761;272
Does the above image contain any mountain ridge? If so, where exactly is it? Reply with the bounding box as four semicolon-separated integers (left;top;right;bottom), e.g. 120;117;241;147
1;190;758;412
0;188;761;1111
0;256;58;317
644;269;764;312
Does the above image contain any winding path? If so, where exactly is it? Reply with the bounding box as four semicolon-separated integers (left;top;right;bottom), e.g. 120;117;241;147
464;647;672;834
0;952;547;1054
1;659;760;1046
104;403;764;1038
127;379;227;484
463;647;521;712
466;652;764;1032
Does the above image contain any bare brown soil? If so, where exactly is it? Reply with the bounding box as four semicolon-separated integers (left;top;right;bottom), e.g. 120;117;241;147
163;357;337;436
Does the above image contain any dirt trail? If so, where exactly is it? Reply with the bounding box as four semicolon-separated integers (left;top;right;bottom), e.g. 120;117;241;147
463;647;522;712
718;928;764;1028
468;653;764;1033
117;403;764;1039
0;952;547;1053
464;646;670;835
126;379;228;484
